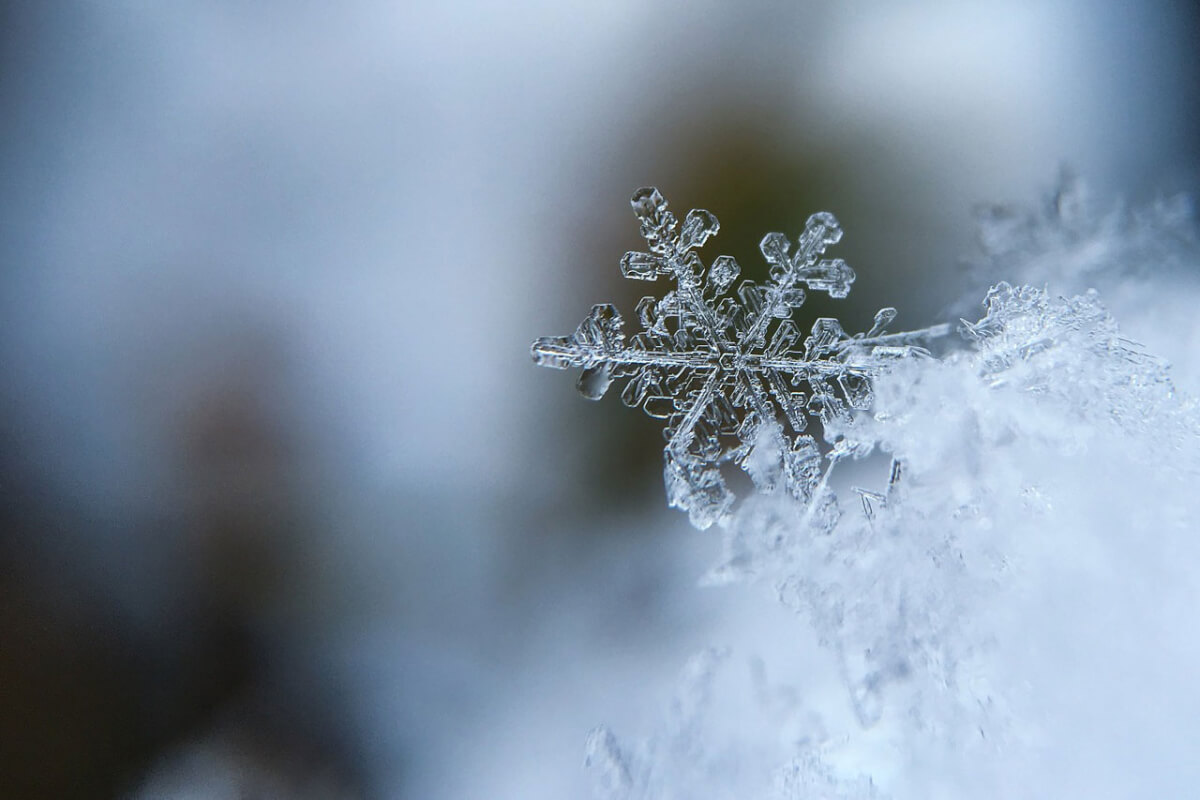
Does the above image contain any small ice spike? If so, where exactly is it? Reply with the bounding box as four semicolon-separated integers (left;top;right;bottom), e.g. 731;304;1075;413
532;188;949;528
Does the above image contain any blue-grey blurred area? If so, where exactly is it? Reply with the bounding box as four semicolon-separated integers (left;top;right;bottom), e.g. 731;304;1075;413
1;2;1196;797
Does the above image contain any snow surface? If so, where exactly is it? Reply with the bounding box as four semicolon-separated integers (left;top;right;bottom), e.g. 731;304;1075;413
583;183;1200;799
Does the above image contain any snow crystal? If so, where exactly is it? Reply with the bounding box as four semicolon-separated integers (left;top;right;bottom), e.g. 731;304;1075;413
532;188;948;529
534;183;1200;798
966;171;1200;383
582;278;1200;799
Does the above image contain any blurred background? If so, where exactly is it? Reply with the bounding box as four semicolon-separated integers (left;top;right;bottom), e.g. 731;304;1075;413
1;2;1197;797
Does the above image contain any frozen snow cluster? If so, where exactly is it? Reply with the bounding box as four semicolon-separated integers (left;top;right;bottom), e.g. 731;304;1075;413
534;181;1200;798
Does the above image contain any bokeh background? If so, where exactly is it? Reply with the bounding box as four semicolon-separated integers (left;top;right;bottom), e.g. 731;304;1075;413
2;2;1197;797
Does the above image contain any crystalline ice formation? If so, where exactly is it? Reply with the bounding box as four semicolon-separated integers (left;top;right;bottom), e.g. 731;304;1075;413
722;279;1198;784
561;181;1200;799
532;187;949;528
966;172;1200;387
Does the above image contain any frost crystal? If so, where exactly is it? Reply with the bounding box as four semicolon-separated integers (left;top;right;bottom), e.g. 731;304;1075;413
548;181;1200;799
532;188;948;528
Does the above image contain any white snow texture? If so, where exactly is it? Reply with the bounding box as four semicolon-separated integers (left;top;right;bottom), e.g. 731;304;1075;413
572;180;1200;799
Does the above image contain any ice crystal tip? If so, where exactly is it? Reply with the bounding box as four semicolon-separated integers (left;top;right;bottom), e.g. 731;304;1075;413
533;188;948;527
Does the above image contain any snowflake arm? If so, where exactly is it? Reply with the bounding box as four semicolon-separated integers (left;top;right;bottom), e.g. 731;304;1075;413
532;188;949;528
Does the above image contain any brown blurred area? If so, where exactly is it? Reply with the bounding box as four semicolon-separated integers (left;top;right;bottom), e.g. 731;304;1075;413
0;331;361;798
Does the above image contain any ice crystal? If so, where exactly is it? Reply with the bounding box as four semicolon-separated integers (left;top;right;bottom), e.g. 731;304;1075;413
966;172;1200;384
554;181;1200;799
532;188;948;528
588;279;1200;799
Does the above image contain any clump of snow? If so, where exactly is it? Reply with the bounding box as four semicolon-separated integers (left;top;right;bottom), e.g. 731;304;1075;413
587;187;1200;798
967;173;1200;384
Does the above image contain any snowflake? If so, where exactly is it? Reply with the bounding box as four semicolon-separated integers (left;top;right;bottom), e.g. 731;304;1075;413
532;188;948;528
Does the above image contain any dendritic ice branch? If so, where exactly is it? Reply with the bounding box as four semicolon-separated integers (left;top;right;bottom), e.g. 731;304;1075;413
532;188;949;528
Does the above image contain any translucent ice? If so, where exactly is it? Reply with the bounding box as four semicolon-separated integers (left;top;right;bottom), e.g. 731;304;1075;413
544;182;1200;800
532;188;948;528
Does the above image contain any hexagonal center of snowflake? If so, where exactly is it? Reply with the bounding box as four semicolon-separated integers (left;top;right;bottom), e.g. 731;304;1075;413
717;351;740;371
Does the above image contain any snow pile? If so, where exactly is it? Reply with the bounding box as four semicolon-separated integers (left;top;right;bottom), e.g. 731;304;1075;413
587;188;1200;798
